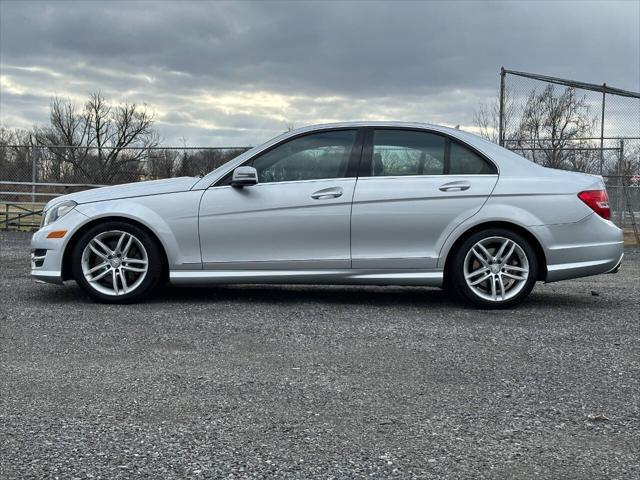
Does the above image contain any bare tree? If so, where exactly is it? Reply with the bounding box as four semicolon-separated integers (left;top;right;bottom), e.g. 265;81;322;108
609;142;640;179
473;86;516;144
475;85;599;173
176;147;249;177
514;85;597;171
0;127;34;182
147;149;179;179
33;92;159;183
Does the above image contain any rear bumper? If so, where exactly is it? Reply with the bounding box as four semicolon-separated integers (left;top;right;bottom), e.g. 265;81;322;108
545;251;623;282
607;255;623;274
532;213;624;283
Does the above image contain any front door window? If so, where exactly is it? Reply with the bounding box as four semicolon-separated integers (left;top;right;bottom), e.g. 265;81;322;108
251;130;357;183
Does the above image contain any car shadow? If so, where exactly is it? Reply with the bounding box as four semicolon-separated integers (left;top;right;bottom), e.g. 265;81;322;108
154;284;455;307
31;281;613;311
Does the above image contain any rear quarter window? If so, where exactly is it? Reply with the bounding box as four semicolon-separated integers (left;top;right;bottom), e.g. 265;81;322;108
449;141;496;174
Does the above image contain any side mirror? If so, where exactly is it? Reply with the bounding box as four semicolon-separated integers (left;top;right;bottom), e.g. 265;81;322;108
231;166;258;187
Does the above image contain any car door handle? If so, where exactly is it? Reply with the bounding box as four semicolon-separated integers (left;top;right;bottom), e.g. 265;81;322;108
439;182;471;192
311;187;343;200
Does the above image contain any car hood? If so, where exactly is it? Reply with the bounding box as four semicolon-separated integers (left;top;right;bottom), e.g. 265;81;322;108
46;177;200;209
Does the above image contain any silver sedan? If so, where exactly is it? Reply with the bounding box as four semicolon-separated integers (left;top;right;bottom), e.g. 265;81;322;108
31;122;624;308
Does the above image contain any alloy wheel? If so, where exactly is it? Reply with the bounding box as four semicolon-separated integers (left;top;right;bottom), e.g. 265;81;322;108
81;230;149;296
463;236;530;302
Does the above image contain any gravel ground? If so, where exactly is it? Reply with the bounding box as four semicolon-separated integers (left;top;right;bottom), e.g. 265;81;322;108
1;231;638;479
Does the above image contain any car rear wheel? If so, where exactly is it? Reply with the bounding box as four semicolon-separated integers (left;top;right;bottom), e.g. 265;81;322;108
71;221;164;303
449;228;538;308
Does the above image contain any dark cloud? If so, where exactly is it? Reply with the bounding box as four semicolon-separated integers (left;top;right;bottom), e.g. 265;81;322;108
1;0;638;144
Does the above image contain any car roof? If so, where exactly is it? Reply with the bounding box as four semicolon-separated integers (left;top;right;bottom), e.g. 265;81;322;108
286;121;498;151
288;121;462;135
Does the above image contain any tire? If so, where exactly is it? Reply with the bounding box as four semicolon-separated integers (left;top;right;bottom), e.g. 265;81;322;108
70;221;164;303
448;228;539;309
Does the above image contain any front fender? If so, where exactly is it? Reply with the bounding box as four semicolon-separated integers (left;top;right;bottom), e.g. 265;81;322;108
75;191;203;269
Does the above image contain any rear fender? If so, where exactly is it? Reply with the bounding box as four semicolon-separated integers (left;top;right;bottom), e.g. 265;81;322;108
437;204;547;269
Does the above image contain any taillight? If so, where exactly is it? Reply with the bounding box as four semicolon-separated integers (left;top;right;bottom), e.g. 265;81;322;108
578;189;610;220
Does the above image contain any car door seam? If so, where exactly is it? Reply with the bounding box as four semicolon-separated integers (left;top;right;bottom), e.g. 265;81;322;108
435;175;501;268
195;188;208;270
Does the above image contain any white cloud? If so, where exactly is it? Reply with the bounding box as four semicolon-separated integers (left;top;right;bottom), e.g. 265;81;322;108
0;0;637;145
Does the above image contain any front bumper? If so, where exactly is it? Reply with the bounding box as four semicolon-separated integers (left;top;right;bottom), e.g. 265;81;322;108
30;208;88;284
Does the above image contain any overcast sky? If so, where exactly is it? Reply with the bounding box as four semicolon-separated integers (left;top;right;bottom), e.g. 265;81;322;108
1;0;638;146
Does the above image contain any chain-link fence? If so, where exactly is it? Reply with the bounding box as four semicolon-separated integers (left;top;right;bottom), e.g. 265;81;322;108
0;144;251;185
0;145;250;229
498;68;640;241
2;76;640;238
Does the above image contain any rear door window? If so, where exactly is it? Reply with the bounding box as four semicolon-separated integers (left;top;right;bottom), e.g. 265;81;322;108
371;130;446;176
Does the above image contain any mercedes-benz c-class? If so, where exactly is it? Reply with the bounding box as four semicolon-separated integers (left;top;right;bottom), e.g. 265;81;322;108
31;122;623;307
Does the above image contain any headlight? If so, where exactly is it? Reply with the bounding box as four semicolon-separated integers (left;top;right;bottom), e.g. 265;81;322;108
42;200;77;227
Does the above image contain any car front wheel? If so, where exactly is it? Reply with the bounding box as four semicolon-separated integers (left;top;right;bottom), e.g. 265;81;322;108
449;228;539;308
71;221;164;303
